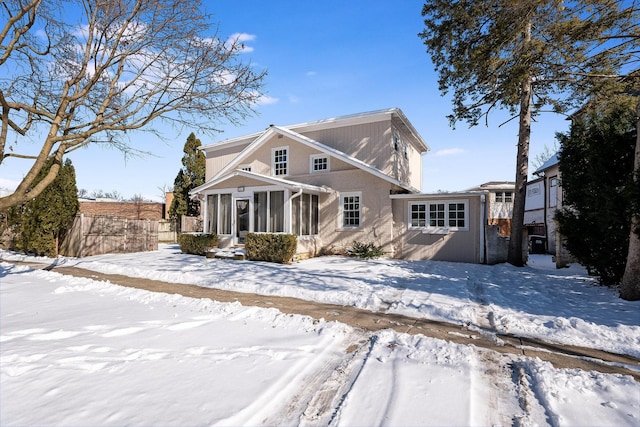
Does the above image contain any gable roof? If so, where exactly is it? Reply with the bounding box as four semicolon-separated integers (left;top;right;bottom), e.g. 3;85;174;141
201;108;429;154
190;169;332;196
207;125;419;193
534;153;559;176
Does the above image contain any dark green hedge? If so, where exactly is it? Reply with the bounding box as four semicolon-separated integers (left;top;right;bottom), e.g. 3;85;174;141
245;233;297;264
179;233;218;256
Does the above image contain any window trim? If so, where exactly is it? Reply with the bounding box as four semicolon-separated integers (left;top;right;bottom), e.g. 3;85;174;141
271;146;289;177
495;191;513;203
339;191;362;229
310;154;330;174
408;200;469;232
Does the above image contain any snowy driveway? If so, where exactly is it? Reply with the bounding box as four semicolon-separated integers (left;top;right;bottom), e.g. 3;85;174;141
1;246;639;426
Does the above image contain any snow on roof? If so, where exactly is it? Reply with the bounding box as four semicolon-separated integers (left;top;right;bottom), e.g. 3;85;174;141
534;153;559;175
466;181;515;191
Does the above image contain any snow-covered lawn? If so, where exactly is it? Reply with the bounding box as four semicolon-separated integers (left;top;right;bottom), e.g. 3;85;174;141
1;245;639;426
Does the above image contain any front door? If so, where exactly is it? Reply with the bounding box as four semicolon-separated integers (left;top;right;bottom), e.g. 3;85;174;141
236;199;250;244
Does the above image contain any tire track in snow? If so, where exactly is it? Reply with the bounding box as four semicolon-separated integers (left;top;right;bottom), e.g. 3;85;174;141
214;329;366;426
511;361;555;427
471;349;526;426
299;334;379;426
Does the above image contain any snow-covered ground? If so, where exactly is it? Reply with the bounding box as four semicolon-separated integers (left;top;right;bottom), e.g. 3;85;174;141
1;245;639;426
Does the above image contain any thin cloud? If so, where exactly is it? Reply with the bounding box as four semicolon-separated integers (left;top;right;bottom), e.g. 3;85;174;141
225;33;256;53
433;148;464;157
306;71;317;77
256;94;279;106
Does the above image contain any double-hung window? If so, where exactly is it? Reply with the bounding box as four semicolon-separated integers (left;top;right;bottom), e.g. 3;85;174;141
340;192;361;228
272;146;288;176
310;154;329;173
409;200;468;231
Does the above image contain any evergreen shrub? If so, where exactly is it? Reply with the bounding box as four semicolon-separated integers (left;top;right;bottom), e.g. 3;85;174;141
347;241;384;259
245;233;297;264
179;233;217;255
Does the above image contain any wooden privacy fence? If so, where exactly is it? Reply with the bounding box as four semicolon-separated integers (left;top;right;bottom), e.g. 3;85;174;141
61;214;158;257
158;219;178;243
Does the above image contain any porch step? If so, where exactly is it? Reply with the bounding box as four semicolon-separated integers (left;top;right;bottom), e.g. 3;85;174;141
205;247;246;261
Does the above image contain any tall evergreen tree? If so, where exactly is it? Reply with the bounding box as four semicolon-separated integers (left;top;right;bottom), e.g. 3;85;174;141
8;158;79;256
169;133;206;220
556;105;638;288
419;0;637;266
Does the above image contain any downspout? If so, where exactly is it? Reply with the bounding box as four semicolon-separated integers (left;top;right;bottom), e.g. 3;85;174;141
480;192;486;264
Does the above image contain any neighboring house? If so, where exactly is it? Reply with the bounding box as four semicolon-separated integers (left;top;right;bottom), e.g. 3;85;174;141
524;153;563;256
467;181;514;236
191;108;496;263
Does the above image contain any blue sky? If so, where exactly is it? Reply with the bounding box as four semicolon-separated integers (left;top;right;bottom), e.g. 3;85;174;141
1;1;569;202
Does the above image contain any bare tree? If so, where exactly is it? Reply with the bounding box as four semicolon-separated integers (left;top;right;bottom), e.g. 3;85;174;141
0;0;265;210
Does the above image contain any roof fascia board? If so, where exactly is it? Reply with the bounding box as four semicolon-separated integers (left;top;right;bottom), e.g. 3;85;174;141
191;170;331;195
390;191;486;199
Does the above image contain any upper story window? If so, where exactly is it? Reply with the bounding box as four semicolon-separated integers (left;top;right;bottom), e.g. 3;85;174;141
495;191;513;203
393;133;400;151
340;192;361;228
310;154;330;173
549;176;558;207
409;200;469;231
272;146;288;176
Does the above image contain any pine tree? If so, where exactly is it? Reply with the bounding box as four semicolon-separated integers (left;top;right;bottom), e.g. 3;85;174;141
419;0;637;266
8;158;79;256
169;133;206;221
556;105;638;287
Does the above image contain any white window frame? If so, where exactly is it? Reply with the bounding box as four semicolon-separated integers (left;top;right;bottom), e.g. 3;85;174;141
408;200;469;232
549;176;558;207
408;202;427;228
310;154;330;173
495;191;513;203
339;192;362;229
271;146;289;177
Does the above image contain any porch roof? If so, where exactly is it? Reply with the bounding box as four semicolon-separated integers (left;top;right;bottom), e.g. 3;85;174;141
190;169;333;196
